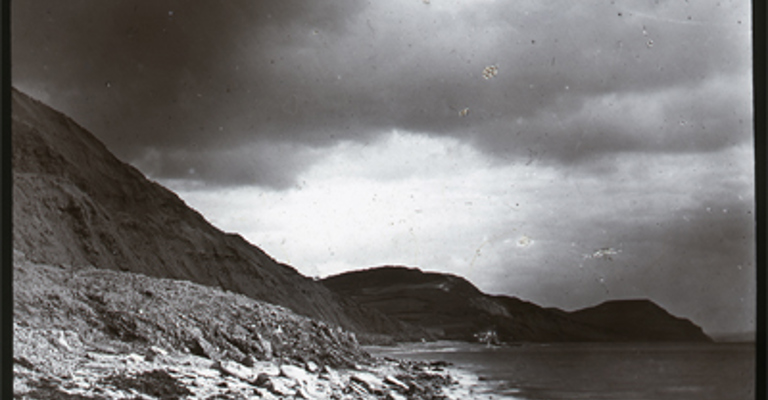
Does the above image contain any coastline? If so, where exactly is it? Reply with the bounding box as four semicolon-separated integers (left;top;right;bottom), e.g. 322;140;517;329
366;340;756;400
13;256;513;399
366;342;522;399
439;365;520;400
14;324;501;399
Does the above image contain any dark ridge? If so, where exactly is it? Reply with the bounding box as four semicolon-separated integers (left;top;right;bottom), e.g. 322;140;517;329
323;266;713;343
567;299;713;342
323;265;483;296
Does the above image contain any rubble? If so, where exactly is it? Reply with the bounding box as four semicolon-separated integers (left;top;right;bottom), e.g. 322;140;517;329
15;326;463;399
13;257;468;399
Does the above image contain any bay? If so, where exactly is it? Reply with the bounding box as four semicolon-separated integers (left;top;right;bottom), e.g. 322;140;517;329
366;341;755;400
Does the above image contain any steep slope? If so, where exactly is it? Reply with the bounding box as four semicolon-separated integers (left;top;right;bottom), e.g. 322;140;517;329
14;254;463;400
13;252;366;368
11;87;419;340
566;299;712;342
322;266;712;343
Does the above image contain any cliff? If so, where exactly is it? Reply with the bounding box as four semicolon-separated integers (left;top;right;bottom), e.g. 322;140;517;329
11;87;419;341
322;266;713;343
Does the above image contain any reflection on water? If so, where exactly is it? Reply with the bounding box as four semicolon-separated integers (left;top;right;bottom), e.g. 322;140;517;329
366;342;755;400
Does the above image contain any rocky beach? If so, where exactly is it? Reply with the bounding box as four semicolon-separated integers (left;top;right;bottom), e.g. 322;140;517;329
13;250;500;400
14;330;476;400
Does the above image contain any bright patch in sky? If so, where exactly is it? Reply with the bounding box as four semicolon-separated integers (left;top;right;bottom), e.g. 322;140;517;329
166;130;555;278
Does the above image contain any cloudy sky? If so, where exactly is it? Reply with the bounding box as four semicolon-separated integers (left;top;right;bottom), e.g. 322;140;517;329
13;0;754;336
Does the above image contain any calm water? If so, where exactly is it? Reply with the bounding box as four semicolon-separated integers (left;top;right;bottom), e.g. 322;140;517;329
366;341;755;400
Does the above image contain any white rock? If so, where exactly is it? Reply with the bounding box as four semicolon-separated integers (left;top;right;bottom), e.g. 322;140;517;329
254;387;279;399
216;360;255;382
387;392;409;400
145;345;168;362
55;331;72;351
305;381;332;399
351;371;384;391
347;380;371;397
385;375;409;391
256;334;273;360
251;361;280;376
296;386;312;399
270;376;297;397
280;364;311;385
125;353;144;364
149;345;168;356
319;365;342;386
193;367;222;379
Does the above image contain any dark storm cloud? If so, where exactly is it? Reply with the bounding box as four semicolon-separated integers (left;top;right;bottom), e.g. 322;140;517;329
12;0;367;156
468;74;752;169
13;0;751;188
132;140;324;188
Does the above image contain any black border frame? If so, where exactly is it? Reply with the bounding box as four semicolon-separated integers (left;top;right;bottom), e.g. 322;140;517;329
1;1;764;398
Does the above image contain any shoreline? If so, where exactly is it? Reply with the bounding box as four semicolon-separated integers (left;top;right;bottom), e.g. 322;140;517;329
13;258;515;399
14;323;506;400
366;343;522;400
439;365;521;400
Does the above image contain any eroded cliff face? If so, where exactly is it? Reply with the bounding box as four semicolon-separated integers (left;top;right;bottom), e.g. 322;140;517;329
11;87;420;340
323;266;713;343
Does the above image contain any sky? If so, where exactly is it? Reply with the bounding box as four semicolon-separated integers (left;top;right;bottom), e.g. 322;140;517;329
12;0;755;336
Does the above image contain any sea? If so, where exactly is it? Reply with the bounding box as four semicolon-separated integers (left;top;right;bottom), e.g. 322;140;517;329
365;341;755;400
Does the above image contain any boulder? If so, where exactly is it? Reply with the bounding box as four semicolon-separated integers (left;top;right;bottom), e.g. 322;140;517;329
384;375;409;392
347;380;369;396
241;354;256;367
280;364;311;385
351;371;384;392
254;332;273;360
270;376;298;397
254;372;274;390
124;353;144;364
319;365;342;386
305;360;319;373
254;387;279;399
251;361;280;376
144;345;168;362
386;392;408;400
215;360;255;383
